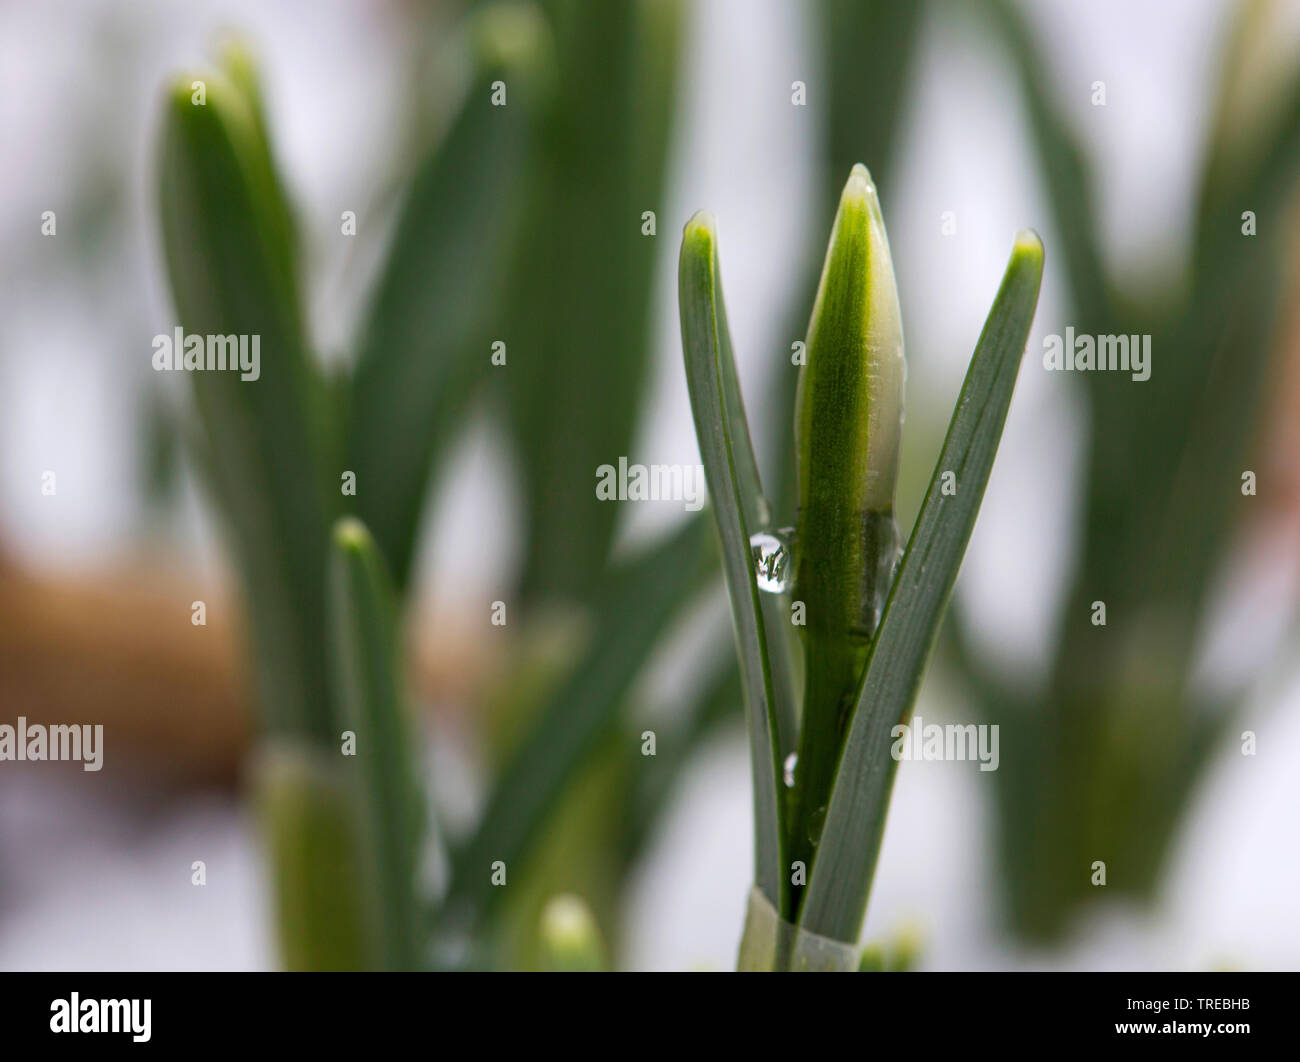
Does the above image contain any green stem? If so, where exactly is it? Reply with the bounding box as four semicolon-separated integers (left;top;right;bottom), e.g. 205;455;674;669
787;507;898;920
786;636;862;916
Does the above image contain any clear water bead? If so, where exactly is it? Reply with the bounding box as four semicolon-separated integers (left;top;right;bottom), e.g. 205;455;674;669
749;528;794;593
783;752;798;788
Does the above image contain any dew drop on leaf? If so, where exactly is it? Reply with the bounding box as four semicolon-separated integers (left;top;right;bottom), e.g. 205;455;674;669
749;528;794;593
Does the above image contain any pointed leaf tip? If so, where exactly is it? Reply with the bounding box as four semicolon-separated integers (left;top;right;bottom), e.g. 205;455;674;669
682;210;717;251
1014;228;1044;262
332;516;371;554
845;162;876;194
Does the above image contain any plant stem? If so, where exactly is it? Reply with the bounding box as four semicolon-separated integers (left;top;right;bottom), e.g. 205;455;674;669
786;634;863;886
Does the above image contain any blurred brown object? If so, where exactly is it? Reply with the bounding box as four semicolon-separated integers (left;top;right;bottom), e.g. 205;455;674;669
0;549;491;786
0;550;252;786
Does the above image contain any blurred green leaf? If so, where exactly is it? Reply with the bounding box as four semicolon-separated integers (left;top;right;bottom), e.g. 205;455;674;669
620;650;739;865
799;233;1043;944
818;0;926;208
493;731;628;970
1156;45;1300;616
857;921;922;971
329;517;430;970
138;390;180;514
537;893;607;972
446;515;712;932
505;0;685;605
347;3;549;587
972;3;1300;942
157;62;337;741
255;744;372;971
216;39;300;279
982;0;1111;329
1198;0;1300;222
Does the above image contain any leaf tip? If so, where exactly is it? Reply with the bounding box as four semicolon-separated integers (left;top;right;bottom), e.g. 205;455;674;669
165;75;196;108
163;73;221;128
465;1;553;102
332;516;372;556
1013;228;1044;266
846;161;877;194
682;209;717;249
838;163;883;220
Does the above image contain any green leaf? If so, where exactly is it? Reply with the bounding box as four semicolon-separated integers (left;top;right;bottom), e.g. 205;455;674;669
446;516;713;933
157;62;337;742
1197;0;1300;227
679;214;789;914
254;744;372;971
329;517;430;969
798;232;1044;945
215;39;300;282
1151;44;1300;617
982;0;1109;329
346;3;549;588
818;0;925;208
537;894;607;972
620;650;739;866
505;0;685;605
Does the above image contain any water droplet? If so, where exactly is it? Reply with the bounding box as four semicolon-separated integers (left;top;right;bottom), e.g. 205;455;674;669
783;752;798;788
807;805;827;845
749;528;794;593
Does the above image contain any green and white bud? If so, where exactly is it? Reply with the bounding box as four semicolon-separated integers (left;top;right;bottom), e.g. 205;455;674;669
788;164;905;888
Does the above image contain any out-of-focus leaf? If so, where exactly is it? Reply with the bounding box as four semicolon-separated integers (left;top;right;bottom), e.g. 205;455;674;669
217;39;299;278
493;729;627;971
446;515;712;932
537;894;607;972
329;517;430;970
945;0;1300;944
982;0;1110;330
138;391;179;513
1198;0;1300;215
157;64;337;741
679;214;788;914
620;650;738;865
799;233;1043;944
1158;53;1300;616
505;0;685;605
254;744;371;971
819;0;925;208
347;3;549;587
